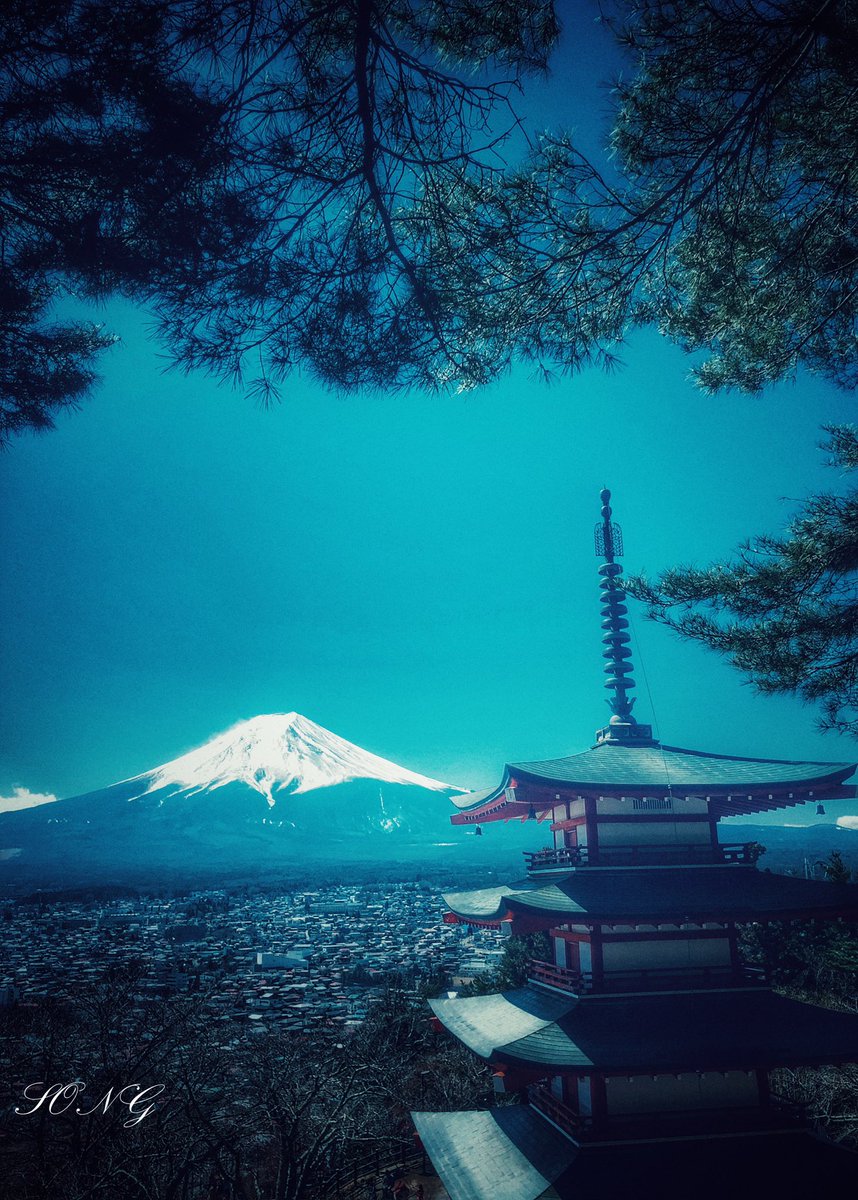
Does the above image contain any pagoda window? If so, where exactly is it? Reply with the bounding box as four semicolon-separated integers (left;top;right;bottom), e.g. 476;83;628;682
578;940;593;976
562;939;581;973
632;796;673;811
561;827;579;850
597;795;710;815
596;796;708;815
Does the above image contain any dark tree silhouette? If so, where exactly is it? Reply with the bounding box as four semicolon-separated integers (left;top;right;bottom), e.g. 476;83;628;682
0;0;558;442
478;0;858;391
0;974;490;1200
4;1;856;441
628;425;858;737
0;1;259;442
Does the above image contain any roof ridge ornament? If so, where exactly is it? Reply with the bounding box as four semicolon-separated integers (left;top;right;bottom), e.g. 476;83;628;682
594;488;655;747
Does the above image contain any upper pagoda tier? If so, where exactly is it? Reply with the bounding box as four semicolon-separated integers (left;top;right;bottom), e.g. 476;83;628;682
452;488;855;822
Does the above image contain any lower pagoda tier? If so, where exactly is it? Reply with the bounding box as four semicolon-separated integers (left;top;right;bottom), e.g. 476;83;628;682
412;1109;858;1200
442;864;858;928
429;986;858;1072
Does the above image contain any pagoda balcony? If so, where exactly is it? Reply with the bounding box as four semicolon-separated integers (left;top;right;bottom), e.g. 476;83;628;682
528;959;769;996
528;1084;584;1141
594;963;769;993
592;1103;807;1143
529;1087;805;1146
525;846;587;871
527;958;585;994
523;842;756;872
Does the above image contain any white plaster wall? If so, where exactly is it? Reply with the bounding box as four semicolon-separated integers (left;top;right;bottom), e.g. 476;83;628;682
602;937;732;971
597;820;711;845
606;1072;758;1115
596;797;709;815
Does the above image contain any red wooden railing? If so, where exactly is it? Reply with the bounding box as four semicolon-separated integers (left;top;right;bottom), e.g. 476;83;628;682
528;1084;582;1139
524;842;757;871
523;846;586;870
595;1103;806;1142
595;963;768;992
528;959;769;995
527;959;584;993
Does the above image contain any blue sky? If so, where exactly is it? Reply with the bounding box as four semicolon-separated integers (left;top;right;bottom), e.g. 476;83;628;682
1;10;856;826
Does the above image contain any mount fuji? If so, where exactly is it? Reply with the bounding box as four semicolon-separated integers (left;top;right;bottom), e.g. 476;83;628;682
0;713;524;884
128;712;459;809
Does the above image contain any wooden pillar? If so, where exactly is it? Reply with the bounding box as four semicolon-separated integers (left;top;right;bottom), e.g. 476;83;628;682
585;797;600;863
590;926;605;991
590;1074;608;1133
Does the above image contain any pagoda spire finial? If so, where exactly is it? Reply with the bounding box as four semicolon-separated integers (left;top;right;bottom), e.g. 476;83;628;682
594;489;654;745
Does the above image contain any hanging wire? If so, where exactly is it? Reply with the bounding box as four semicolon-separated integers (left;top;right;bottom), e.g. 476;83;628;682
627;605;674;798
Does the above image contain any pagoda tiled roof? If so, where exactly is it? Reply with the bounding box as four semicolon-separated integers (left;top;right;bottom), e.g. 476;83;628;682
443;883;531;920
443;866;858;925
429;986;858;1072
451;741;855;819
411;1111;857;1200
511;742;855;790
412;1107;573;1200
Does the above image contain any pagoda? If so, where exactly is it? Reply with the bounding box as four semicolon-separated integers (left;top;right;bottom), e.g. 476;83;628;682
413;490;858;1200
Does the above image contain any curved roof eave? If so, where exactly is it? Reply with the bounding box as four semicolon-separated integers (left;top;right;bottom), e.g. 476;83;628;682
444;869;858;926
432;987;858;1073
505;869;858;924
508;742;856;793
443;883;536;923
411;1108;576;1200
450;782;510;812
449;744;856;825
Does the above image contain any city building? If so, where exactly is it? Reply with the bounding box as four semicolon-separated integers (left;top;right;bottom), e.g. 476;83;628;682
413;490;858;1200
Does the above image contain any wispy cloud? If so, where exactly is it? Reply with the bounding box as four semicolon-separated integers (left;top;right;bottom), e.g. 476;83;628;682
835;815;858;831
0;786;58;813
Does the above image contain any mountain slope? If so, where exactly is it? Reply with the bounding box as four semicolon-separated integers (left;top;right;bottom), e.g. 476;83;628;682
0;713;532;883
724;822;858;872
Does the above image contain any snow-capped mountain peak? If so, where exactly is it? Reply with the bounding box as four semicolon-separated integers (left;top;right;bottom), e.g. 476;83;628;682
134;712;459;806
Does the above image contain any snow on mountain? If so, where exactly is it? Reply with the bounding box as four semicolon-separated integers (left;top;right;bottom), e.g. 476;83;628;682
129;712;462;807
